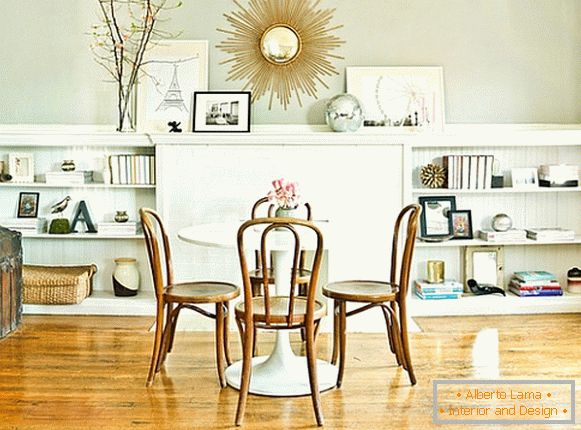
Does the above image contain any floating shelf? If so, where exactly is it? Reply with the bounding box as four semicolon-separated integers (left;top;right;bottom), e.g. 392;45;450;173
0;182;155;189
409;291;581;316
411;187;581;194
22;233;144;240
23;290;156;316
416;236;581;247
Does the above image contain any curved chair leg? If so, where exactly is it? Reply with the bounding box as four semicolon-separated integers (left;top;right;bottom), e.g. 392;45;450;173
215;302;226;388
146;302;165;387
156;308;174;372
305;319;324;426
398;305;416;385
330;300;340;365
167;303;181;353
336;301;347;389
252;326;258;356
235;321;254;426
380;305;402;366
223;302;233;366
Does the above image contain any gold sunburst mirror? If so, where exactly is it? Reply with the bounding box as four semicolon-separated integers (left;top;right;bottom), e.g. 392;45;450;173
217;0;344;109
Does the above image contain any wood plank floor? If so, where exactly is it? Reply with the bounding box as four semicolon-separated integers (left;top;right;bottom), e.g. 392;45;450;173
0;314;580;429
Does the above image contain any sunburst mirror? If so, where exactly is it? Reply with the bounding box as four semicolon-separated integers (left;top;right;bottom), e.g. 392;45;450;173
217;0;344;109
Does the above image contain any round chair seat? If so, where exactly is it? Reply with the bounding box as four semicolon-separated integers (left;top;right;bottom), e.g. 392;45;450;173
249;267;311;284
322;280;398;303
164;281;240;304
235;296;326;326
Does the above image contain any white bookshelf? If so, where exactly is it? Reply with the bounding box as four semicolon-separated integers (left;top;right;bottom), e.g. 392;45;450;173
22;233;144;240
411;186;581;194
416;236;581;248
0;182;155;189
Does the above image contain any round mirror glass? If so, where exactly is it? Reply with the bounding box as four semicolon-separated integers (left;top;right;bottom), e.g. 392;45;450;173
260;25;300;64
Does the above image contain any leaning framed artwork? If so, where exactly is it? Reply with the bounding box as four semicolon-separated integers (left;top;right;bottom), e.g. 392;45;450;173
418;195;456;239
346;66;445;132
464;246;505;292
8;153;34;183
192;91;251;133
137;40;208;132
17;192;39;218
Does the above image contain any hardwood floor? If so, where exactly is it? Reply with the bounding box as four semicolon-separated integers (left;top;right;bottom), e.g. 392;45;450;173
0;314;580;429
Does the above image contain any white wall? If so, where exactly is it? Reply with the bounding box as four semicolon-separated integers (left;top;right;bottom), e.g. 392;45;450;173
0;0;579;125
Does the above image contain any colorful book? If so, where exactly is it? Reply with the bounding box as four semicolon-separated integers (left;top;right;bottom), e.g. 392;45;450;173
415;280;463;294
509;286;563;297
513;271;557;282
415;291;462;300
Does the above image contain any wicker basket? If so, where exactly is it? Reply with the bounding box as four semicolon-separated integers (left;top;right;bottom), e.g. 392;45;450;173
23;264;97;305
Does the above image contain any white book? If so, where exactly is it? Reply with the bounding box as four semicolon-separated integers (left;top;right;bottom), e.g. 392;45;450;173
151;155;156;185
110;156;120;185
469;155;478;189
484;155;493;189
144;156;150;185
476;155;486;189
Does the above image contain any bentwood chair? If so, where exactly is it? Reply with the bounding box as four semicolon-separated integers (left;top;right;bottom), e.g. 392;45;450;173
140;208;240;387
249;197;312;296
234;218;326;426
322;204;421;387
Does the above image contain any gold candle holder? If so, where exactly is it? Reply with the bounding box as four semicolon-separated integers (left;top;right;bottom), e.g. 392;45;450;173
427;260;445;284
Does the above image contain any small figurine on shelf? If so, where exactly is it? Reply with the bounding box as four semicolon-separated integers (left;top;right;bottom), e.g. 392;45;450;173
0;161;12;182
48;196;72;234
168;121;182;133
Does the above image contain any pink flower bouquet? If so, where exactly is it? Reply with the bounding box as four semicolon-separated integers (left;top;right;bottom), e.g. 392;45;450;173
267;178;301;209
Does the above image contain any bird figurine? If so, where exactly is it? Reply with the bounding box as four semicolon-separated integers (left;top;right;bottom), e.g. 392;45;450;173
50;196;71;214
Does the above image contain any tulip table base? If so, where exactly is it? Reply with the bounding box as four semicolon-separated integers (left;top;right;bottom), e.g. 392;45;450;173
224;330;338;396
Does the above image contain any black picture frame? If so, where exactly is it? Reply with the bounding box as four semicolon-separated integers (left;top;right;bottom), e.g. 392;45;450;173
449;209;473;240
418;195;456;238
17;192;39;218
192;91;251;133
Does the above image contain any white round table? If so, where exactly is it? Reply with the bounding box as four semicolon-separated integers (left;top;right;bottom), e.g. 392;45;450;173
178;221;338;397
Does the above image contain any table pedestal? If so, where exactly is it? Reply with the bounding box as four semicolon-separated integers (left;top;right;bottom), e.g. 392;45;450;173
225;243;337;396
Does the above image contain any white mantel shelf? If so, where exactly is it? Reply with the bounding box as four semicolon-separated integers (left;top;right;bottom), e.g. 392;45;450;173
3;123;581;147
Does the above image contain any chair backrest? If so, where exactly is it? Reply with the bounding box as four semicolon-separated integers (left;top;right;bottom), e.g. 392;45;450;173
140;208;173;299
251;197;313;221
389;204;422;298
237;217;324;327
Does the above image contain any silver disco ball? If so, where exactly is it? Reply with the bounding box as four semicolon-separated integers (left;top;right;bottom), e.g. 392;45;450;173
491;213;513;232
325;94;363;132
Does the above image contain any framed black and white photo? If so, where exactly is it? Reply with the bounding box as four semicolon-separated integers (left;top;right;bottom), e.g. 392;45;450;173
511;167;539;189
17;192;39;218
193;91;251;132
418;196;456;239
449;209;473;239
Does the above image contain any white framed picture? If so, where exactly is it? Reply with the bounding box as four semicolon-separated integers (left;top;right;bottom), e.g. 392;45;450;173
511;168;539;189
137;40;209;133
346;66;445;132
8;153;34;183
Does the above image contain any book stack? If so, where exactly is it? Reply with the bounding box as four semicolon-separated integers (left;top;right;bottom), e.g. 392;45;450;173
509;271;563;297
0;218;47;234
443;155;494;189
478;229;527;243
45;171;93;185
525;228;575;242
109;155;155;185
414;280;463;300
97;221;138;236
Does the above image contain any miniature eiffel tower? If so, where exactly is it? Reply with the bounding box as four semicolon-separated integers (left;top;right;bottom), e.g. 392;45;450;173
156;64;187;112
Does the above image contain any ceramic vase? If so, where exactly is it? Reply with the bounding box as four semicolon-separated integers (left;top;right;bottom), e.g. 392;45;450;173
113;258;139;297
274;207;297;218
61;160;76;172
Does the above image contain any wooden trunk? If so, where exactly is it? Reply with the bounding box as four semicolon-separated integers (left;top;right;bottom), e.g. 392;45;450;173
0;226;22;338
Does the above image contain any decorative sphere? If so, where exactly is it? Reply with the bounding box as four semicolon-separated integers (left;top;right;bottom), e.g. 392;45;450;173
491;213;513;232
325;94;363;132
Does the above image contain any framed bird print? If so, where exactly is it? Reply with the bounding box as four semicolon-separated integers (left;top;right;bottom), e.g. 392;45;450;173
17;192;39;218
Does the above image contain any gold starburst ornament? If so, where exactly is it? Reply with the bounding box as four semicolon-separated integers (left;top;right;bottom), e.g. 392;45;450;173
420;163;446;188
217;0;344;109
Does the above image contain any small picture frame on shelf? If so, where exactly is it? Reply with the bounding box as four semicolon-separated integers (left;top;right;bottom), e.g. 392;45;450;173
418;196;456;239
17;192;39;218
192;91;251;133
511;167;538;189
449;209;473;240
8;153;34;183
464;246;505;292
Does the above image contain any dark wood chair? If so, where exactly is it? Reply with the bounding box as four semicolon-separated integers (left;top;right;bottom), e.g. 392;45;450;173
234;217;326;426
140;208;240;387
322;204;421;387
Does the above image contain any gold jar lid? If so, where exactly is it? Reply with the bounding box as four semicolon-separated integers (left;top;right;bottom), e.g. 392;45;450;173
114;257;137;264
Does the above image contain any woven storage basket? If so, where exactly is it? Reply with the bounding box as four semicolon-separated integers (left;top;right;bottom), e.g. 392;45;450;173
23;264;97;305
